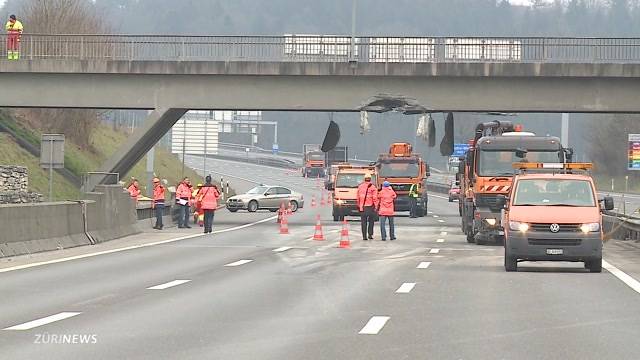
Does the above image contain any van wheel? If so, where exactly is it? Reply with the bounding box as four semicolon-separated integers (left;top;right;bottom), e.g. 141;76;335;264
466;230;475;243
504;252;518;272
247;200;258;213
586;258;602;273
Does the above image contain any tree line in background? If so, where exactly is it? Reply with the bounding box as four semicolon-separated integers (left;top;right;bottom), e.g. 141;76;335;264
1;0;640;182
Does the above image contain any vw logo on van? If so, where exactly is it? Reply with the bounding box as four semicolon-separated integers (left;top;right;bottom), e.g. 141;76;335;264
549;223;560;233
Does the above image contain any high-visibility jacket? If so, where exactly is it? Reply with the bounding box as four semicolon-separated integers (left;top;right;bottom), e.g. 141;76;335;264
176;182;192;200
127;184;141;200
377;187;397;216
198;184;220;210
409;184;420;198
357;181;378;211
153;185;165;203
5;20;23;35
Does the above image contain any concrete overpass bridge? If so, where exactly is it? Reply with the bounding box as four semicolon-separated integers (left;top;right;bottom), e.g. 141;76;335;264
2;34;640;187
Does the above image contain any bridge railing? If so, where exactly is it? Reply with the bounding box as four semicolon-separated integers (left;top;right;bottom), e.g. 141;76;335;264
2;34;640;63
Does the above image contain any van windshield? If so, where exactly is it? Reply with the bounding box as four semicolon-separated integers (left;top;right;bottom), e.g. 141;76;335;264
513;179;595;206
336;174;375;188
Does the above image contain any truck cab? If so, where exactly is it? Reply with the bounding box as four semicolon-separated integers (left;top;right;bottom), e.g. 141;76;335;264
500;162;614;273
327;165;377;221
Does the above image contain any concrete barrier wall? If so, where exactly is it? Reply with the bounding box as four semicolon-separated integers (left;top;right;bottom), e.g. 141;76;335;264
0;185;139;258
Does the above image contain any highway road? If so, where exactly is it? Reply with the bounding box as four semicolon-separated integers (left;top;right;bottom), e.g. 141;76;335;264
1;157;640;359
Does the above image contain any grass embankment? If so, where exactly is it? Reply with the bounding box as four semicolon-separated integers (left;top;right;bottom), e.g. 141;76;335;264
0;113;203;200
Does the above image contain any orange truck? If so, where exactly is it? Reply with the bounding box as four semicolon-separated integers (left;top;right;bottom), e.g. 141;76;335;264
498;162;614;272
457;121;572;245
327;164;377;221
302;144;325;178
376;143;429;216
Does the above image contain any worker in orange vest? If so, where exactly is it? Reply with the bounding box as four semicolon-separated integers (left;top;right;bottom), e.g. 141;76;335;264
197;175;221;234
126;178;141;203
5;15;23;60
152;177;166;230
357;174;379;240
377;181;397;241
176;177;193;229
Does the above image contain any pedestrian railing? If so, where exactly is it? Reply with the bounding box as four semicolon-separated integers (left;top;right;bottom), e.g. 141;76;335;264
2;34;640;63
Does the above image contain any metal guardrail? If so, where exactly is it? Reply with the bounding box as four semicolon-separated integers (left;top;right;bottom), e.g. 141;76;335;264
3;34;640;63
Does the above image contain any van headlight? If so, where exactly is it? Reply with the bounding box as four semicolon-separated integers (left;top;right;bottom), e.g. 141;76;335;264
335;199;344;205
580;223;600;233
509;221;529;232
484;218;497;226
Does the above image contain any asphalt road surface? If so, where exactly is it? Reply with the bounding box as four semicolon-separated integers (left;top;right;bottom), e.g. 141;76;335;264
1;157;640;359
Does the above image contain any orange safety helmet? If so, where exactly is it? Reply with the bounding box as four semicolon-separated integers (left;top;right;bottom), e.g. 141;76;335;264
152;177;160;183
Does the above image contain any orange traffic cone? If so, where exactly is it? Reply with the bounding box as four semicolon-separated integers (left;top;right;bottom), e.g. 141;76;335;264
339;220;350;248
311;195;317;208
277;203;285;224
280;212;290;234
313;214;325;241
320;192;326;207
286;201;293;215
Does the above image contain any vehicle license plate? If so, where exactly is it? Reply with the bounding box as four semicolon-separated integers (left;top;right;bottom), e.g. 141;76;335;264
546;249;563;255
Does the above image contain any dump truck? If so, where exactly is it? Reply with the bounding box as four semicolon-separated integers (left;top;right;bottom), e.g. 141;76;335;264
376;143;429;217
302;144;325;178
457;121;572;245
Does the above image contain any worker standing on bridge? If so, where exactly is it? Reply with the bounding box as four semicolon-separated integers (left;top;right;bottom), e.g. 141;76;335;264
198;175;221;234
176;177;193;229
409;183;419;218
357;174;378;240
152;177;166;230
378;181;397;241
126;177;141;203
5;15;23;60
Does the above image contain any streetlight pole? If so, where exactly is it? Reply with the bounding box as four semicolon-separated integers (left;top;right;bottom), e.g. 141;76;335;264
350;0;357;61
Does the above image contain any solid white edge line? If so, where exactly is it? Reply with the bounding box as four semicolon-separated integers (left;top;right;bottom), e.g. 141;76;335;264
603;260;640;294
429;248;441;254
273;246;292;253
0;216;278;274
358;316;390;335
395;283;416;294
3;312;82;331
147;279;191;290
417;261;431;269
224;259;253;267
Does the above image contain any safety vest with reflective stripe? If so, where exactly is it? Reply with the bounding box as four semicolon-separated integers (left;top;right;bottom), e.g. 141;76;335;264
5;20;23;34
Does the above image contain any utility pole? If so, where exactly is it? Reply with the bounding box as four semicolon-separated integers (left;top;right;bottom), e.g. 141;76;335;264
561;113;569;148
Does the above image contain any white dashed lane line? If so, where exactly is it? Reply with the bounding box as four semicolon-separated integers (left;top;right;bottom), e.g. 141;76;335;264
436;239;445;243
437;219;446;223
273;247;292;253
417;261;432;269
3;312;82;331
224;259;254;267
432;215;439;218
358;316;390;335
429;249;441;254
440;231;448;236
147;280;191;290
395;283;416;294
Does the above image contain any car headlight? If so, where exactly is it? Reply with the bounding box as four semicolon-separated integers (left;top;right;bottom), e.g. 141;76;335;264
485;218;497;226
580;222;600;233
509;221;529;232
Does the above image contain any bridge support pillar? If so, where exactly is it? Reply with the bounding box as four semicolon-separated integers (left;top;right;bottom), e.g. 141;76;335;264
86;108;187;191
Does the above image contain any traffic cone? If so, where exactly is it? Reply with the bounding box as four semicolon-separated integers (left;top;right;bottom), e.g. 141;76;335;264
286;201;293;215
280;212;290;234
339;220;350;248
277;203;285;224
320;192;326;207
313;214;325;241
311;195;317;208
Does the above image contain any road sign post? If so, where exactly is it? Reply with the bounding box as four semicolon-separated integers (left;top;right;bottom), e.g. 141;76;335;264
40;134;65;201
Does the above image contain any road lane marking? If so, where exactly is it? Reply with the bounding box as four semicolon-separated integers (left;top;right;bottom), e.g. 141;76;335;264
224;259;253;267
440;231;448;236
3;312;81;331
603;260;640;294
429;194;450;200
436;239;445;243
358;316;390;335
147;280;191;290
273;247;292;253
0;216;277;274
437;219;446;223
429;248;440;254
417;261;431;269
395;283;416;294
432;215;439;218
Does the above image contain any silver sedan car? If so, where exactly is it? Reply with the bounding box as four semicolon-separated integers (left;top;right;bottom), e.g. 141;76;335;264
226;185;304;213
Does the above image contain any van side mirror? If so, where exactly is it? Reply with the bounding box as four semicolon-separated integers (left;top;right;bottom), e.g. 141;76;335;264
603;196;614;211
326;182;335;191
495;195;507;209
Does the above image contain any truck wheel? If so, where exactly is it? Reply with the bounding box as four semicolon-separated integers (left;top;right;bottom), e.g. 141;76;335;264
504;252;518;272
466;229;475;243
586;258;602;273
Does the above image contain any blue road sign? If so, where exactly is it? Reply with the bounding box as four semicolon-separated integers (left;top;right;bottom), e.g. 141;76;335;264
452;143;470;157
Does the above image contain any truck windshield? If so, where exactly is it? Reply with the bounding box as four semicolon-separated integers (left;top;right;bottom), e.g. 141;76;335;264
336;174;375;188
379;161;420;178
308;153;324;160
478;150;560;176
513;179;595;206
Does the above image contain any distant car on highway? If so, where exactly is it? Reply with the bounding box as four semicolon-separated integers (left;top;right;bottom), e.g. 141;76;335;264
448;184;460;202
226;185;304;213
